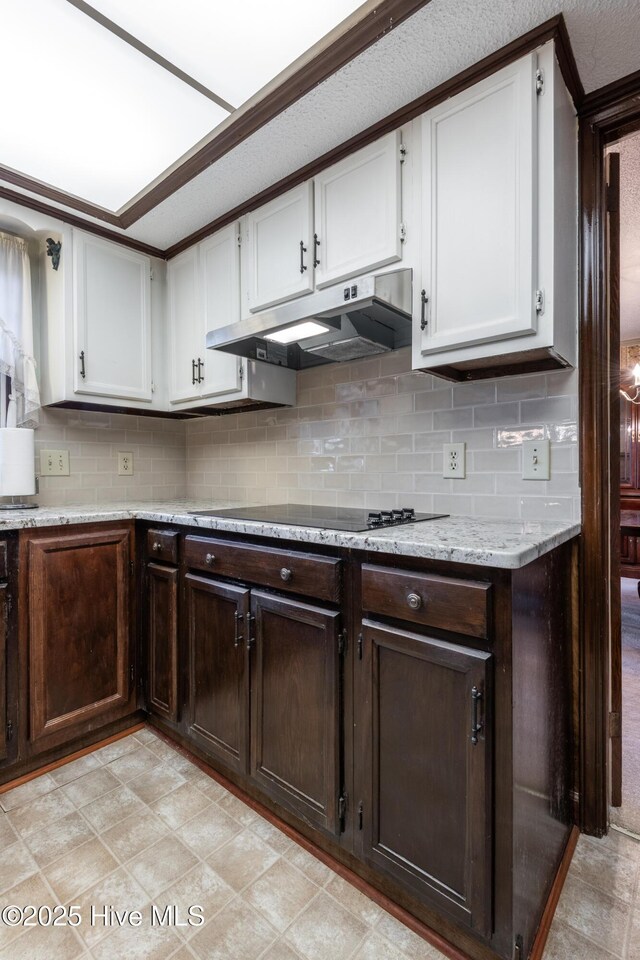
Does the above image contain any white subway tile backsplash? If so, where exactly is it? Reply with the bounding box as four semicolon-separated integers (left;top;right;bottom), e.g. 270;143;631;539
26;347;578;521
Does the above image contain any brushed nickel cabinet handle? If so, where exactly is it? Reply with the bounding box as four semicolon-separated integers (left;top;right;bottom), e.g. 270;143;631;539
205;553;215;565
280;567;292;582
407;592;422;610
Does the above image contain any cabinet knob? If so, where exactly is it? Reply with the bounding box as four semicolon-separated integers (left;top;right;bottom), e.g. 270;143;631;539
407;592;422;610
280;567;292;582
152;542;161;552
205;553;215;565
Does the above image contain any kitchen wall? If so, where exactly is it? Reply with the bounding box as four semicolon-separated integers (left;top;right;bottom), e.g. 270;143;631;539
31;408;186;506
186;348;580;522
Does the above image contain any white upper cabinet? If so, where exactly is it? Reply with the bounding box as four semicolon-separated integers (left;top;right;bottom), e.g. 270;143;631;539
244;182;314;313
168;246;200;404
414;42;577;379
73;232;152;402
314;131;403;288
200;226;242;398
420;54;537;355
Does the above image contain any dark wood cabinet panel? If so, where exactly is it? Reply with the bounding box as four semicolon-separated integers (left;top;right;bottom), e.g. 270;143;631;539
147;562;179;722
359;619;492;935
251;590;342;834
0;583;7;762
186;573;250;774
621;534;635;565
362;564;490;639
25;527;135;748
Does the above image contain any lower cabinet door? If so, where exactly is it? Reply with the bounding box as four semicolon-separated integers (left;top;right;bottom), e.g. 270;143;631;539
0;582;7;762
186;574;250;774
359;620;492;935
250;590;341;834
147;562;179;723
27;527;135;749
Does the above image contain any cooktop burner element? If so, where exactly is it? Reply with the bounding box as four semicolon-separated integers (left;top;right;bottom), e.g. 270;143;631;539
189;504;448;532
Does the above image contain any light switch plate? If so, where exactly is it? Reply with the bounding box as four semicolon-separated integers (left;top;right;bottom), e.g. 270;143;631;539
443;442;466;479
40;449;70;476
522;439;550;480
117;452;134;476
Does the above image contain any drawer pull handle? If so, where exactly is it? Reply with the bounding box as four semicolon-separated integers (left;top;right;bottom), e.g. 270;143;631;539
233;610;243;648
471;686;483;745
280;567;292;582
152;542;161;552
205;553;215;565
407;592;422;610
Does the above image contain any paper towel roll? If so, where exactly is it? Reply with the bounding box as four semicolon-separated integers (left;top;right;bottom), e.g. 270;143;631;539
0;428;36;496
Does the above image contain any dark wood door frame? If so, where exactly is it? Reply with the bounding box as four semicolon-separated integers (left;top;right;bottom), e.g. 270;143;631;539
578;73;640;835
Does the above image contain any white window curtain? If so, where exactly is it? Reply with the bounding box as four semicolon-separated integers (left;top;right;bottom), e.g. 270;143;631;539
0;231;39;427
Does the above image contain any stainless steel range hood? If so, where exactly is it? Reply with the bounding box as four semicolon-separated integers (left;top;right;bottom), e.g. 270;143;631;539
207;269;413;369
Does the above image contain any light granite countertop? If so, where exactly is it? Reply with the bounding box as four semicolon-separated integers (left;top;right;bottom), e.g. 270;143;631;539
0;499;580;569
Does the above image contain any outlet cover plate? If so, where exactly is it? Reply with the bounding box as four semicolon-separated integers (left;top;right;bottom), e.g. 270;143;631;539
443;442;466;479
522;439;550;480
39;449;70;476
117;451;134;476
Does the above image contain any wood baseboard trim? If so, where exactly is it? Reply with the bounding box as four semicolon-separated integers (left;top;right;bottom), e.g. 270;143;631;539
0;722;145;795
149;722;470;960
528;825;580;960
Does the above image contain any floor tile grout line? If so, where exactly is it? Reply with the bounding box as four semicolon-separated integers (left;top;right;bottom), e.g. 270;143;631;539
560;853;639;907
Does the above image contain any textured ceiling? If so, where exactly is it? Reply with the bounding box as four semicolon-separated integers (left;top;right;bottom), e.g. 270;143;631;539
618;132;640;342
7;0;640;250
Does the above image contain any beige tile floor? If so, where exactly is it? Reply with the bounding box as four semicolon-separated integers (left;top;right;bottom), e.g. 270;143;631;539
0;727;638;960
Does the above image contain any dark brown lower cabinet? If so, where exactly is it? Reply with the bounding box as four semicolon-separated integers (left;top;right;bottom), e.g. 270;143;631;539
147;562;179;722
24;525;136;752
0;581;8;762
359;620;492;936
250;590;342;834
186;573;250;775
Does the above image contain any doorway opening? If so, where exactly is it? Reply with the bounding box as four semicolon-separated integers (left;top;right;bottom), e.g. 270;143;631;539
609;129;640;837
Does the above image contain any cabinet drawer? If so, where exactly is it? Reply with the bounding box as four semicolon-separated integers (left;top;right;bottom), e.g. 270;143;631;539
146;529;179;565
184;536;341;603
361;564;490;640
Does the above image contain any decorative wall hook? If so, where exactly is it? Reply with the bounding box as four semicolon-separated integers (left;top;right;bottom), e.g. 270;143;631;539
46;238;61;271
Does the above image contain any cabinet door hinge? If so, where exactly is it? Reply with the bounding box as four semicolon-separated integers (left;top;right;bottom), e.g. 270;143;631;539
399;222;407;243
338;793;348;830
150;268;154;281
535;68;544;95
129;560;135;576
6;720;13;742
357;800;364;830
609;711;621;738
513;934;524;960
129;664;135;684
338;629;347;657
399;142;407;163
238;362;244;382
357;633;363;660
237;232;242;247
535;289;545;314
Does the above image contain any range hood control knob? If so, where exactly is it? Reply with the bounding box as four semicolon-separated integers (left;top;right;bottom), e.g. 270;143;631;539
351;285;358;298
343;287;350;301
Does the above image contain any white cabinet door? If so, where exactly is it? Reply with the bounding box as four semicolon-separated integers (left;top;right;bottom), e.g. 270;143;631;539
314;131;403;288
244;182;314;313
200;225;242;398
73;233;152;401
419;53;537;356
168;247;200;404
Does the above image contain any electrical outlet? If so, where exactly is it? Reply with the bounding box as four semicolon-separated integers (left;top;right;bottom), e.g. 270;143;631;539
117;452;134;476
39;449;70;476
522;439;550;480
443;442;466;479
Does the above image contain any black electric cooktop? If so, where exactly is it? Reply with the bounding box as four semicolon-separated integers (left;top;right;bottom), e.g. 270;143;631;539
189;504;448;533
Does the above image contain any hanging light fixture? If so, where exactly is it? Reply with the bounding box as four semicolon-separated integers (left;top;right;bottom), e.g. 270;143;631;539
621;363;640;404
